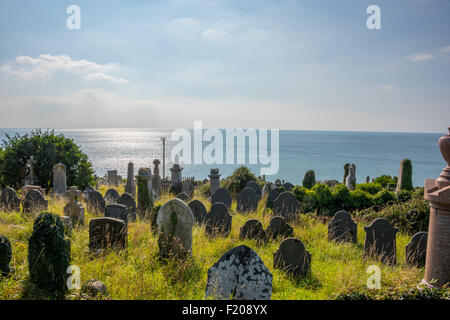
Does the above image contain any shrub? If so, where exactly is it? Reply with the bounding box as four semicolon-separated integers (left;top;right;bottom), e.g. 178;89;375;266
221;166;256;196
199;182;210;198
335;285;449;300
396;189;412;202
372;189;396;206
301;189;317;213
302;170;316;189
373;175;397;188
312;184;333;215
292;186;308;202
349;189;373;210
0;129;95;190
332;184;352;211
356;182;382;195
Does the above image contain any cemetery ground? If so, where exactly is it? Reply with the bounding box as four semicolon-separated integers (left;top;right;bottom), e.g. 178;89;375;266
0;185;426;300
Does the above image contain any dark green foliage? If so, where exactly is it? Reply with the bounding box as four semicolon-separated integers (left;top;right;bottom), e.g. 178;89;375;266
349;190;374;210
398;158;413;191
312;184;333;215
343;163;349;184
372;189;396;206
198;182;210;198
336;285;449;300
302;170;316;189
0;235;12;276
332;184;352;211
27;212;71;299
221;166;256;196
396;189;412;202
0;129;95;190
373;175;397;188
356;183;382;195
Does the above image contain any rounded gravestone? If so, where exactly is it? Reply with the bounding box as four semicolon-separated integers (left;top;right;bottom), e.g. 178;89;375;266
105;203;128;224
273;238;311;280
265;216;294;240
176;192;190;202
272;192;301;222
236;187;259;213
1;187;20;212
205;245;273;300
239;219;266;241
262;183;277;197
86;190;105;214
188;200;207;224
117;193;137;222
157;198;195;258
104;188;120;204
328;210;357;243
211;188;232;209
205;202;232;237
405;231;428;268
363;218;399;265
0;235;12;276
245;181;261;199
22;189;48;214
267;187;282;208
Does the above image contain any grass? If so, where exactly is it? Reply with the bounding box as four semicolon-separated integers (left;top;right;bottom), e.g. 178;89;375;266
0;185;425;300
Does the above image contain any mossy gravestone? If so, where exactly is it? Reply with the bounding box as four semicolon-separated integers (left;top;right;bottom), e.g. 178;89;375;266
28;212;71;299
0;235;12;277
397;158;413;191
1;187;20;212
136;167;153;218
328;210;357;243
157;198;194;259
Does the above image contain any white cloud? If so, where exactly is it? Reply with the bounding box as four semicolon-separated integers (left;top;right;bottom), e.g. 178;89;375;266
0;54;127;83
406;53;434;62
441;45;450;53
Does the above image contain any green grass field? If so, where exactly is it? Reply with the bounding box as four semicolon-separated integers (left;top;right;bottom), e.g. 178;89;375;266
0;185;424;300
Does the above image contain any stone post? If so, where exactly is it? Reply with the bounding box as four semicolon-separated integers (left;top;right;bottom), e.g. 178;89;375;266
136;168;153;217
208;168;221;195
152;159;161;197
170;164;183;194
124;162;136;198
422;127;450;288
52;163;66;196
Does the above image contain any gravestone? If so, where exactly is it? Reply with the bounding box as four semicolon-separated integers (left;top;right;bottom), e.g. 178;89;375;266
22;185;45;198
60;216;73;235
267;187;282;208
188;200;207;224
52;163;66;196
236;187;259;213
86;190;105;214
105;204;128;224
124;162;136;198
136;167;153;217
82;186;96;202
63;186;85;226
170;161;183;194
157;198;194;259
328;210;357;243
152;159;161;197
89;217;127;253
364;218;399;265
176;192;190;202
262;183;277;197
405;231;428;268
22;189;48;214
345;164;356;190
107;170;118;186
182;178;194;197
273;238;311;280
272;192;301;222
0;235;12;277
1;187;20;212
245;181;262;199
211;188;232;209
205;245;273;300
208;168;221;196
239;219;266;241
105;188;120;204
205;202;232;237
265;216;294;240
28;213;70;299
25;155;36;185
117;193;137;222
283;182;294;191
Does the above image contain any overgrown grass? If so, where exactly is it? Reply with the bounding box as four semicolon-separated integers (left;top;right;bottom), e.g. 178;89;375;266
0;186;425;300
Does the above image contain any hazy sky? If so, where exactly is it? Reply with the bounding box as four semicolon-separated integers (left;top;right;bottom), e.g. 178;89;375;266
0;0;449;132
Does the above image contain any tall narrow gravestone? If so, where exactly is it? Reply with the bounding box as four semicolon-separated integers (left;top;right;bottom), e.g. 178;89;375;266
52;163;66;196
136;167;153;217
208;168;221;196
0;235;12;277
107;170;118;186
205;245;273;300
273;238;311;281
328;210;357;243
124;162;136;198
152;159;161;197
363;218;399;265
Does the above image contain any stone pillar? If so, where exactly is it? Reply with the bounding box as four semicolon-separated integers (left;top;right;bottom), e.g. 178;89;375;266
422;127;450;288
136;168;153;217
208;168;221;195
124;162;136;198
107;170;118;187
345;164;356;190
170;164;183;194
396;158;413;192
152;159;161;197
52;163;66;196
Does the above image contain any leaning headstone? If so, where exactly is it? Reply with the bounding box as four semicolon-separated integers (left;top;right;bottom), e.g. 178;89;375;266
245;181;262;199
205;202;232;237
265;216;294;240
86;190;105;214
1;187;20;212
205;245;273;300
0;235;12;277
272;192;301;222
104;188;120;204
208;168;221;196
267;187;282;208
157;198;194;259
124;162;136;198
28;213;70;299
107;170;118;186
236;187;259;213
211;188;232;209
239;219;266;241
89;217;127;253
405;231;428;268
328;210;357;243
63;186;85;226
273;238;311;281
52;163;66;196
22;189;48;214
117;193;137;222
105;204;128;224
363;218;399;265
176;192;190;202
188;200;207;224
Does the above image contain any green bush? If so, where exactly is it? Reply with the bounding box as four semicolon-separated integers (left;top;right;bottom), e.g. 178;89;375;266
356;182;382;195
373;175;397;188
312;184;333;215
302;170;316;189
397;189;412;202
198;182;210;198
221;166;257;196
372;189;396;206
349;189;374;210
335;285;449;300
332;184;352;211
0;129;95;190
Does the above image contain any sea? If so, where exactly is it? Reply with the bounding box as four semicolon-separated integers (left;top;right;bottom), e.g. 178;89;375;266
0;128;446;187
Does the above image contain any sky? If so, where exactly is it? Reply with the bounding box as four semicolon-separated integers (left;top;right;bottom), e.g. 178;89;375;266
0;0;449;132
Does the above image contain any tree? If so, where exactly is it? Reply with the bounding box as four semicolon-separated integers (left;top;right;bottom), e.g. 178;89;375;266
0;129;95;190
221;166;257;196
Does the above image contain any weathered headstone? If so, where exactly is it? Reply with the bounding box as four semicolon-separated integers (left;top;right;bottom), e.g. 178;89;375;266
89;217;127;253
60;216;73;235
363;218;399;265
0;235;12;277
117;193;137;222
63;186;85;226
170;162;183;194
86;190;105;214
182;178;194;197
52;163;66;196
156;198;194;259
396;159;413;192
208;168;221;196
236;187;259;213
25;155;36;185
262;183;277;197
136;167;153;217
28;213;70;299
267;187;282;208
328;210;357;243
205;202;232;237
272;192;301;222
239;219;266;241
107;170;118;186
1;187;20;212
211;188;232;209
22;189;48;214
205;245;273;300
105;204;128;224
22;185;45;198
345;164;356;190
273;238;311;280
104;188;120;204
265;216;294;240
152;159;161;197
124;162;136;198
176;192;190;202
245;181;262;199
405;231;427;268
188;199;207;224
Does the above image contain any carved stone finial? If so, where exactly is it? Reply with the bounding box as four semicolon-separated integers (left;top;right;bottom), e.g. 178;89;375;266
436;126;450;188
